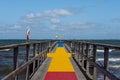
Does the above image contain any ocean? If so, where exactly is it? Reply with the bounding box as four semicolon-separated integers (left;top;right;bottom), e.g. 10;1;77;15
0;39;120;79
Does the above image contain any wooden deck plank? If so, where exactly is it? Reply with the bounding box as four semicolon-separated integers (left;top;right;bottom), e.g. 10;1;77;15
31;44;87;80
70;58;87;80
31;58;51;80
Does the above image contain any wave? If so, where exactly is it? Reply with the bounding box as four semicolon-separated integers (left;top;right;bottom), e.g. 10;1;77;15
0;49;10;52
97;58;120;68
97;58;120;62
97;49;113;53
109;65;120;68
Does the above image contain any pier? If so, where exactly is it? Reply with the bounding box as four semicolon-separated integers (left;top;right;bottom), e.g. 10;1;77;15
0;40;120;80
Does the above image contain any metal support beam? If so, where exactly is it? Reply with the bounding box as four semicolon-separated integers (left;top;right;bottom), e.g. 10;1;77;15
93;45;97;80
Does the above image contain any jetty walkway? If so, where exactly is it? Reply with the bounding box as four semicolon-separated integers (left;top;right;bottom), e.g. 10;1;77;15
0;40;120;80
44;42;77;80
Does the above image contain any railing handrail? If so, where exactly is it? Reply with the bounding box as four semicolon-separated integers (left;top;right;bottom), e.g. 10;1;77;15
1;40;57;80
65;40;120;80
1;49;48;80
65;40;120;49
1;40;120;80
0;41;51;49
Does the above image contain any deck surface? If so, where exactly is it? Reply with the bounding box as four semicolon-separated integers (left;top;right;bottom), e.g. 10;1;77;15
44;43;77;80
31;42;87;80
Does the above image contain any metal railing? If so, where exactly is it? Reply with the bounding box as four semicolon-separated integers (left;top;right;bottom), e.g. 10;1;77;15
65;40;120;80
1;40;120;80
1;41;57;80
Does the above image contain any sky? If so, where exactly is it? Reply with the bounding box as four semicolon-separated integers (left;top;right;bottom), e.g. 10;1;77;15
0;0;120;39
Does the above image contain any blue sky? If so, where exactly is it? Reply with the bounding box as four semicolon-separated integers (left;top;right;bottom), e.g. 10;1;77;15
0;0;120;39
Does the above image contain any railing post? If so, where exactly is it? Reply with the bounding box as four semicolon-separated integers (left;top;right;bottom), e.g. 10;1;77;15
45;42;47;59
45;42;48;58
40;43;42;65
42;43;44;61
48;41;50;52
37;43;40;67
43;43;46;60
26;44;30;80
37;44;40;54
13;46;19;80
74;42;76;59
104;47;109;80
81;43;85;70
86;44;90;76
93;45;97;80
76;42;78;60
70;41;72;49
79;42;82;65
26;44;30;61
77;42;80;61
32;43;36;74
40;43;42;52
41;43;44;62
33;44;36;57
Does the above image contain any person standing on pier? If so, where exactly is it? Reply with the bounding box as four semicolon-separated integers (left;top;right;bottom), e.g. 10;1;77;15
26;28;30;41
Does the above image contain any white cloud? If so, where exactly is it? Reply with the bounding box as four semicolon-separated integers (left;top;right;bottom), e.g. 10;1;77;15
50;22;97;32
63;22;96;29
20;9;96;35
26;13;35;18
50;18;60;24
21;8;94;31
0;24;22;34
10;24;21;30
25;9;73;18
21;9;73;24
0;8;100;39
43;9;73;17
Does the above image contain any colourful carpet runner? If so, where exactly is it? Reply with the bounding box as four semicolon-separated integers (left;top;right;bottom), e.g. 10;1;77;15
44;43;78;80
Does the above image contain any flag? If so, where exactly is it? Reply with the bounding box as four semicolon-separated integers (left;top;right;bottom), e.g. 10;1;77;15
59;36;62;39
26;28;30;41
